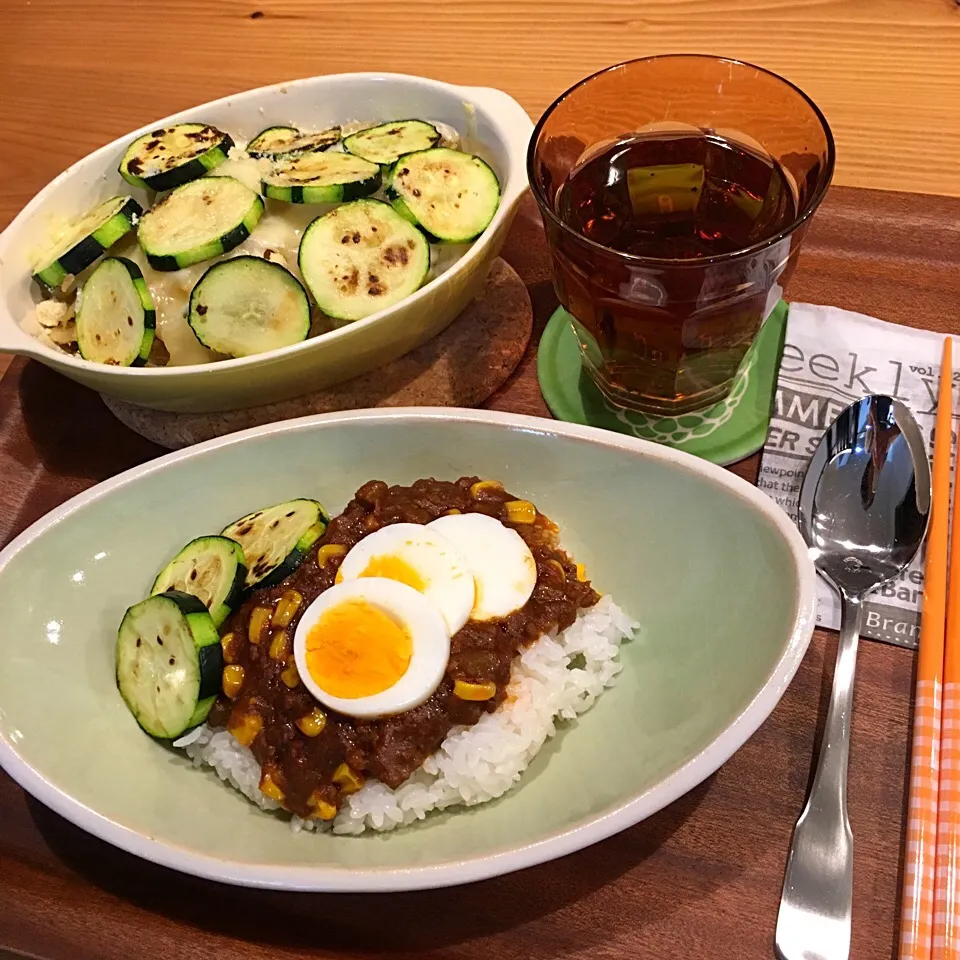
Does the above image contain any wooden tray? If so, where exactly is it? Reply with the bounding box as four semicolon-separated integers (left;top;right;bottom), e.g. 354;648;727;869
2;188;959;960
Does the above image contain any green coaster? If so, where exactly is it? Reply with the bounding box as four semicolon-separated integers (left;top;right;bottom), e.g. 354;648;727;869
537;300;788;466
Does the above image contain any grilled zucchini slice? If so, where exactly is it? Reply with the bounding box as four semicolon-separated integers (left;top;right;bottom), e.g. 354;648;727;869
188;256;310;358
119;123;234;192
298;199;429;322
246;125;299;158
387;148;500;242
343;120;441;166
262;152;381;204
150;535;248;626
32;196;142;289
222;499;328;588
116;591;222;739
247;125;341;159
75;257;155;366
136;176;264;271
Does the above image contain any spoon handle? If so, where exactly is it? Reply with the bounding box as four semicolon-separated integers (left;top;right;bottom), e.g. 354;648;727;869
775;592;862;960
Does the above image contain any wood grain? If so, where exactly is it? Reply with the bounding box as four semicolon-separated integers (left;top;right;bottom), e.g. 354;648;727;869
0;0;959;230
0;184;958;960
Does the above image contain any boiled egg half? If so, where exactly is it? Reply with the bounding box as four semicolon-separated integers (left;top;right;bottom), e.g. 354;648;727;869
335;523;475;634
293;577;450;718
428;512;537;620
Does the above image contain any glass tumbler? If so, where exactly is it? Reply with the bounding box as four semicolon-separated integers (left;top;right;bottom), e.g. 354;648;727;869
528;55;835;415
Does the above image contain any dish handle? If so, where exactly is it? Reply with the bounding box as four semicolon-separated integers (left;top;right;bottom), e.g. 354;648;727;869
0;307;50;358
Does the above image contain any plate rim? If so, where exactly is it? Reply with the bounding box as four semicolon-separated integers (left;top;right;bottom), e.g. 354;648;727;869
0;407;817;891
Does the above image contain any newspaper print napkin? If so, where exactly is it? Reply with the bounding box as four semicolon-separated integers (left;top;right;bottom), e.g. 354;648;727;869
758;302;951;648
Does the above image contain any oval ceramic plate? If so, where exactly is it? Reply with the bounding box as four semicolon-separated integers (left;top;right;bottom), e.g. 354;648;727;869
0;409;815;891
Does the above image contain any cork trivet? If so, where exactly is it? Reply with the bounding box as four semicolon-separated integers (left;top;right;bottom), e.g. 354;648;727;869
101;258;531;449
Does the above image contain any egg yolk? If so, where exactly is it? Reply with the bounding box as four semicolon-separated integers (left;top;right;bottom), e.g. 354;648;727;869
358;554;426;592
304;599;413;699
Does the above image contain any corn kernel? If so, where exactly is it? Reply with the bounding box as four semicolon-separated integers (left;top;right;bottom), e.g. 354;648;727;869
317;543;347;567
228;711;262;747
445;508;461;516
470;479;503;499
259;767;285;803
272;590;303;628
576;563;588;583
222;664;245;699
332;763;365;795
268;629;289;661
296;707;327;737
546;559;566;581
504;500;536;524
281;658;300;689
249;606;271;644
453;679;498;701
220;631;238;664
308;792;338;821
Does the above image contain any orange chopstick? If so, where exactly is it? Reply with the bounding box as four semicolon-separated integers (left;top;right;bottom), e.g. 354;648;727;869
935;348;960;959
901;336;953;960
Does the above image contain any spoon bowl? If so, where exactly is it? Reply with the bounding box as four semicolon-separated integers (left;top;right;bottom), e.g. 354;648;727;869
799;394;931;596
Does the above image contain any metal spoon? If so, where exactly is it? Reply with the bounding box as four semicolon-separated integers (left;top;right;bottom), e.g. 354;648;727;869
775;395;931;960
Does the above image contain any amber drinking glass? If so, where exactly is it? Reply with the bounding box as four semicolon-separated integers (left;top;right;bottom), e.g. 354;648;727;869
529;55;835;415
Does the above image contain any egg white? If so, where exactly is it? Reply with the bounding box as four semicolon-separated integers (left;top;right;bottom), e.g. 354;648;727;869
292;577;450;719
428;513;537;620
336;522;475;634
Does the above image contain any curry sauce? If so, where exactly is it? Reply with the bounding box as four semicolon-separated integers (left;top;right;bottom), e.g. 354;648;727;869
209;477;599;819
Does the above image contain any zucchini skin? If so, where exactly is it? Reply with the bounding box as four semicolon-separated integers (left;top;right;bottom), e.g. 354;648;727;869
385;149;501;243
249;126;341;160
196;643;223;702
214;552;249;623
75;256;155;366
46;236;103;284
120;130;235;192
142;187;264;272
143;134;234;192
246;126;299;159
252;519;327;590
117;256;156;366
33;197;143;290
150;535;248;626
161;588;213;617
342;119;442;167
262;170;382;205
223;500;329;589
144;218;259;272
156;590;223;712
386;191;443;244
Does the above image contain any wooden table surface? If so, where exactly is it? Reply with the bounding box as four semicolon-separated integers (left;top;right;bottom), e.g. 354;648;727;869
1;0;960;215
4;181;960;960
2;2;960;959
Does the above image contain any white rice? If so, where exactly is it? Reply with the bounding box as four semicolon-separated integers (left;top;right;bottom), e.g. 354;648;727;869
176;595;637;834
